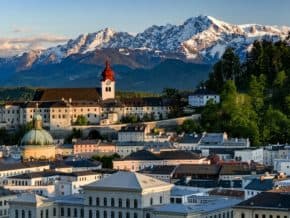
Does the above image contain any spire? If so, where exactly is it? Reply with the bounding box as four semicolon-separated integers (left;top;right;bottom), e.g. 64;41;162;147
101;59;115;81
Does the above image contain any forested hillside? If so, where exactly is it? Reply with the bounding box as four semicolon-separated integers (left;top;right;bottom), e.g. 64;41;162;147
201;36;290;146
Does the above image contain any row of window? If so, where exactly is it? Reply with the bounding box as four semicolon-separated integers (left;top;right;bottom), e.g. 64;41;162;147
241;214;288;218
206;211;233;218
88;196;162;208
88;210;149;218
89;197;139;208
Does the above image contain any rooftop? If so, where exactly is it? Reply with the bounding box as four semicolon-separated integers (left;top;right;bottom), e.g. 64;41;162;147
179;134;203;144
192;88;218;96
174;164;221;176
245;179;274;191
0;162;49;172
152;198;240;215
235;192;290;210
85;171;172;192
33;88;101;101
138;165;177;175
0;187;16;197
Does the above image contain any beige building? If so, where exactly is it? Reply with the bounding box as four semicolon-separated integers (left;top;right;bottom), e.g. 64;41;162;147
0;62;171;130
113;150;210;171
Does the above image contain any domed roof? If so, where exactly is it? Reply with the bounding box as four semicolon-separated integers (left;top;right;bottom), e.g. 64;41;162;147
21;129;54;146
20;113;54;146
101;60;115;81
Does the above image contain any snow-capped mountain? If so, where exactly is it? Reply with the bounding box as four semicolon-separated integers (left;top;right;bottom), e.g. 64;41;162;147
1;15;290;72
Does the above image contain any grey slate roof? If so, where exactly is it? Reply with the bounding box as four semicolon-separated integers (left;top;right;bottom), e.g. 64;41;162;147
138;165;177;175
85;171;172;191
235;192;290;209
245;179;274;191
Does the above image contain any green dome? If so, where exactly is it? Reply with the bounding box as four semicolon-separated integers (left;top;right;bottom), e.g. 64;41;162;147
21;129;54;146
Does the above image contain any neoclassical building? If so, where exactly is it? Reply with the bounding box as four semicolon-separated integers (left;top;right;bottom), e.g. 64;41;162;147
8;171;238;218
0;61;171;130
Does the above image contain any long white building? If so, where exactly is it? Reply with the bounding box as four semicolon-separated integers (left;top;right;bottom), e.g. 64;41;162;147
0;61;171;130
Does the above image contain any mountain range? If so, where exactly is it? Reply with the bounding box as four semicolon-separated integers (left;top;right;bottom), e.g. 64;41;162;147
0;15;289;92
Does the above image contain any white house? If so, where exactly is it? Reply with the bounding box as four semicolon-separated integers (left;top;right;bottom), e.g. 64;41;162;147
234;148;264;164
188;88;220;107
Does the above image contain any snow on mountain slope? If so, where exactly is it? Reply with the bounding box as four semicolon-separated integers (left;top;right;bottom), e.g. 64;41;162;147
3;15;290;70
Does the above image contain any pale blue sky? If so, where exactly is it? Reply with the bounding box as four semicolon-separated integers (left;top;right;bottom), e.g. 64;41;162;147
0;0;289;56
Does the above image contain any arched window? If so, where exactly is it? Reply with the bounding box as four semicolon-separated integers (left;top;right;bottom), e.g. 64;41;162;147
126;199;130;208
89;210;93;218
118;198;122;208
96;210;100;218
28;211;32;218
21;210;25;218
111;211;115;218
96;197;100;206
104;197;107;206
241;214;245;218
89;196;92;206
111;198;115;207
134;199;138;208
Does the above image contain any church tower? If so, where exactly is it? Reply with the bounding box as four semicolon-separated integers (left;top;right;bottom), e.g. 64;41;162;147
101;60;115;100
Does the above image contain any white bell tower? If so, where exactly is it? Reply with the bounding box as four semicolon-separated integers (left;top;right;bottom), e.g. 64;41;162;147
101;60;115;100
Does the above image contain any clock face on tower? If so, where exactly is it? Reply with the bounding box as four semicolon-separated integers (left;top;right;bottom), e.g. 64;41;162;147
106;80;111;85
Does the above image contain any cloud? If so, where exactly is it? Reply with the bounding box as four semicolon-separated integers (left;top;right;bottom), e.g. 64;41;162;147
0;34;69;57
11;27;32;34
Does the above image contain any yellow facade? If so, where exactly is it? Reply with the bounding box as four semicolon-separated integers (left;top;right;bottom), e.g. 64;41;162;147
22;145;56;162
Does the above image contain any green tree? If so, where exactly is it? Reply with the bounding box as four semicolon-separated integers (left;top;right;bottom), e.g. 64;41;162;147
92;153;120;169
75;115;88;125
178;119;202;134
206;48;241;92
248;74;266;114
262;107;290;144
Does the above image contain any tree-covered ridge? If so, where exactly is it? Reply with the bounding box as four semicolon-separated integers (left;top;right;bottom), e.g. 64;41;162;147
203;37;290;146
0;87;36;102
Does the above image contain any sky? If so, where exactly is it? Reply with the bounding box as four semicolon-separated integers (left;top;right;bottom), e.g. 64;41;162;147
0;0;290;56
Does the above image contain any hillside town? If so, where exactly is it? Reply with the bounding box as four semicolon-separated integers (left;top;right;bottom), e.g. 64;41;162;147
0;61;289;218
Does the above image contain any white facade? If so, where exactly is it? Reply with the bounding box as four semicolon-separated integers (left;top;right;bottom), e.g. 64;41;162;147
274;159;290;175
188;94;220;107
234;148;263;164
263;145;289;166
101;80;115;100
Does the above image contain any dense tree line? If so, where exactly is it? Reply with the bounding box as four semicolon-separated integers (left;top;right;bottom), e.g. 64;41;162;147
203;37;290;146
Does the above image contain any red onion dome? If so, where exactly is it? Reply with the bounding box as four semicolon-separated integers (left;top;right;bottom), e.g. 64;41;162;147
101;60;115;81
